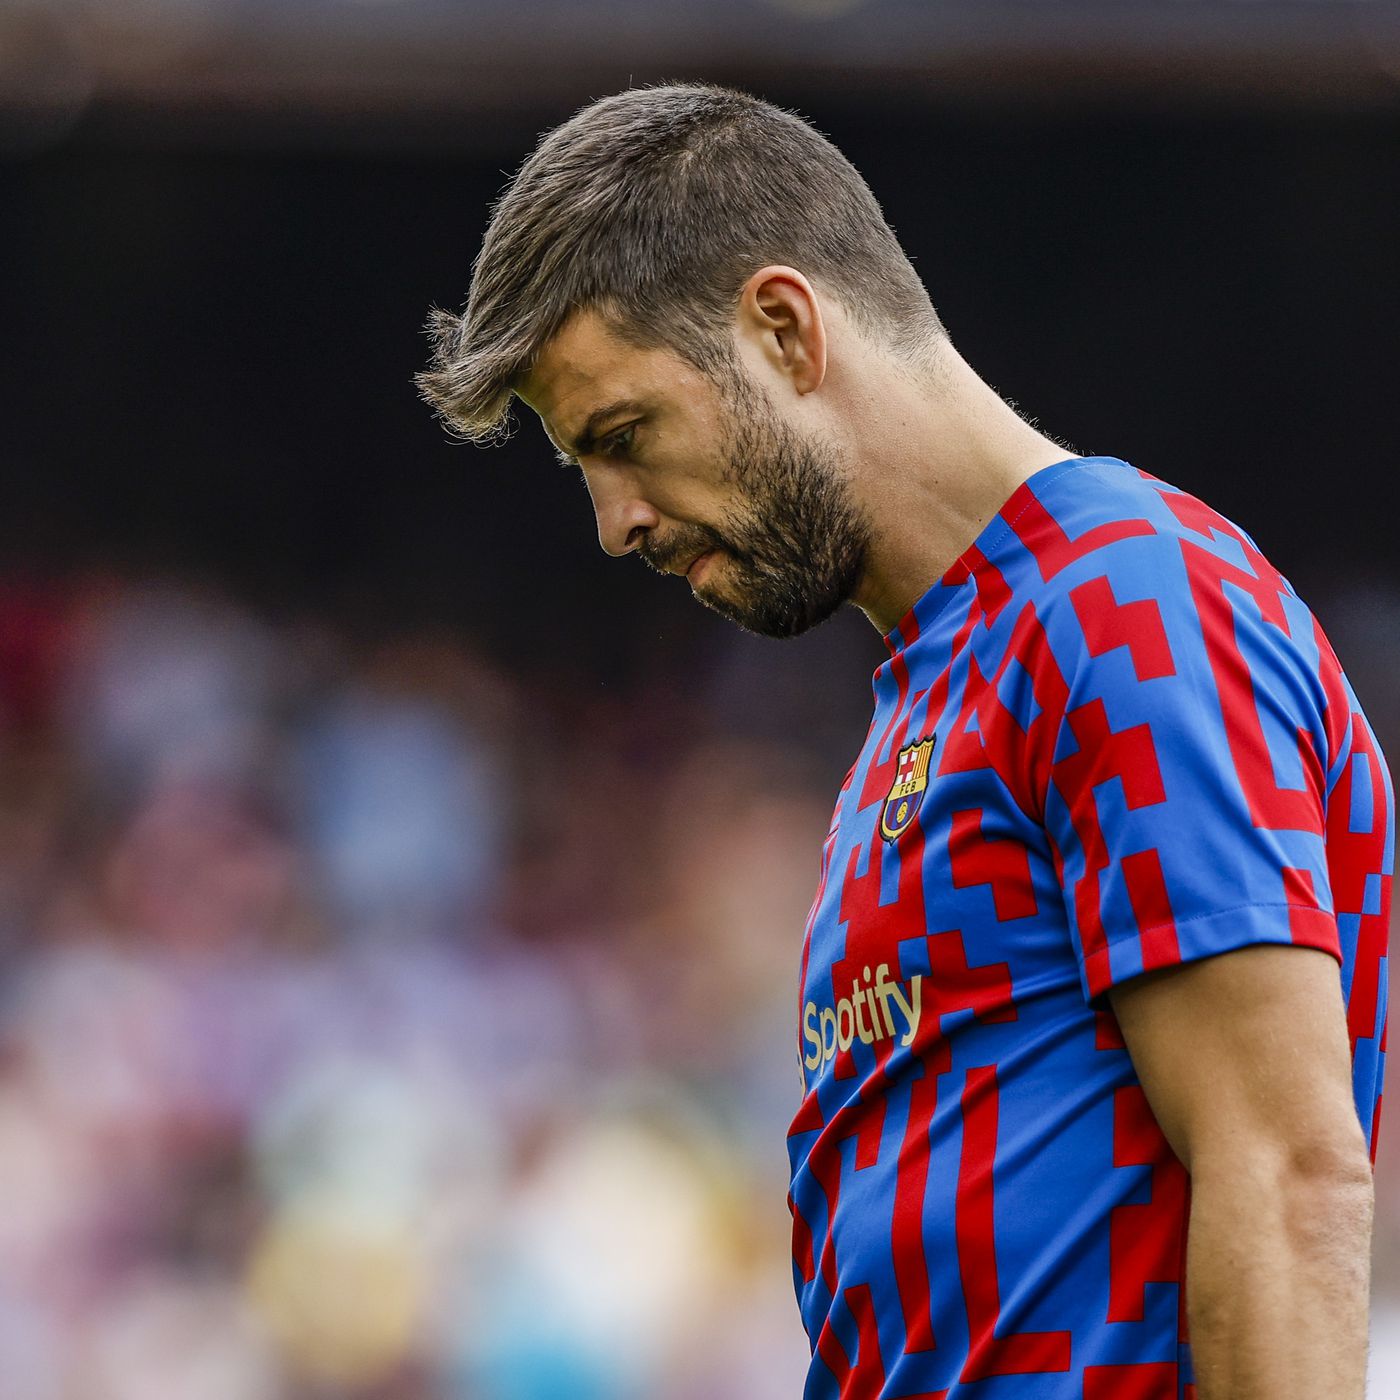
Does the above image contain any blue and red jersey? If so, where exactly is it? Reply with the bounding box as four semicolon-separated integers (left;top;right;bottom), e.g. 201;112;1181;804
786;456;1391;1399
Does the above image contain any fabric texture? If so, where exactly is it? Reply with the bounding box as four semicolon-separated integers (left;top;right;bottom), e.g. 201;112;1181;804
787;456;1392;1399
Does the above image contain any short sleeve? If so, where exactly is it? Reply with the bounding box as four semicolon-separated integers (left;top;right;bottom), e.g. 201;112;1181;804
1038;526;1344;1005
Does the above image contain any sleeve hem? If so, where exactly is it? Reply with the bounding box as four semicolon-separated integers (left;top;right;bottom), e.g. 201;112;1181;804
1082;900;1342;1005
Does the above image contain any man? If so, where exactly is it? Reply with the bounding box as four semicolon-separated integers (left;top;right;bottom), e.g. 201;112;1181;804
418;84;1390;1399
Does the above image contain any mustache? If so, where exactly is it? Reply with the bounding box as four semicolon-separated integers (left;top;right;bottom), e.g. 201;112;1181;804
637;523;729;575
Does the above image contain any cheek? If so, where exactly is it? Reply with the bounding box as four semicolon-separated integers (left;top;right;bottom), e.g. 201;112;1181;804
651;471;735;531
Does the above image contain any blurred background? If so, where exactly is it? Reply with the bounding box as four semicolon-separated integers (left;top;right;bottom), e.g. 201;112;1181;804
0;1;1398;1395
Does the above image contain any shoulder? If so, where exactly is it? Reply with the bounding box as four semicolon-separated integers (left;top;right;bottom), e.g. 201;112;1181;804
1002;457;1281;601
1012;460;1350;792
1004;458;1314;669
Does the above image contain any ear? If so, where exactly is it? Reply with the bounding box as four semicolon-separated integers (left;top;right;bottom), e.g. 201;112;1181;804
735;265;828;395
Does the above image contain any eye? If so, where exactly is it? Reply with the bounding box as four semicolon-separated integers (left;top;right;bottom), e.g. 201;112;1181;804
599;424;636;460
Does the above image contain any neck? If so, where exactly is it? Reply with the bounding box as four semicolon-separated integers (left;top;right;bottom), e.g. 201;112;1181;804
843;343;1072;634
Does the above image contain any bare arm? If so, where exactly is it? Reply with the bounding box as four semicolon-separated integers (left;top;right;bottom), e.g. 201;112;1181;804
1108;943;1374;1400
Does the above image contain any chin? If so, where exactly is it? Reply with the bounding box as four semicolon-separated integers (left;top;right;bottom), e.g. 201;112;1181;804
699;581;849;640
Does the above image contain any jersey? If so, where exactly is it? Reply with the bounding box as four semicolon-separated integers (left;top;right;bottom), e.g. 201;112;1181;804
786;456;1391;1400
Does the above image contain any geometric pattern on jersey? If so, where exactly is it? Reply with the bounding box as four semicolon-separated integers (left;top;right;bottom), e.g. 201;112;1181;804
787;457;1392;1400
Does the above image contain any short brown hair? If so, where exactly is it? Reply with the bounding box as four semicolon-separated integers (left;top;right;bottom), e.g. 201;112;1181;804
417;82;942;443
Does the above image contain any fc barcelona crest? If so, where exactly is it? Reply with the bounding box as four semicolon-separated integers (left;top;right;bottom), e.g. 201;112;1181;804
880;736;935;843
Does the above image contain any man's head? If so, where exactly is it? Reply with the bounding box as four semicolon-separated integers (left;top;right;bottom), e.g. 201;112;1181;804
418;83;945;636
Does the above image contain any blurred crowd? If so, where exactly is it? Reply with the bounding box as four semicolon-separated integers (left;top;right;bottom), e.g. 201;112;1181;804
0;569;842;1399
0;568;1394;1398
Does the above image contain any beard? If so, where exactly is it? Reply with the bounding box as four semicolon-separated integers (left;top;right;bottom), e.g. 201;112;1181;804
638;377;871;639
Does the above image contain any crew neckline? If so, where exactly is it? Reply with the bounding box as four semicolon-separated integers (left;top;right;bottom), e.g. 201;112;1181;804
881;456;1101;657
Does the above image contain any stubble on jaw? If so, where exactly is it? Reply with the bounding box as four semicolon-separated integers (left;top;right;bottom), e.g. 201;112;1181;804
639;374;871;639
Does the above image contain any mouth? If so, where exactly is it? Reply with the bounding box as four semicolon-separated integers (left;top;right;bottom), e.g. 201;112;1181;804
685;549;717;585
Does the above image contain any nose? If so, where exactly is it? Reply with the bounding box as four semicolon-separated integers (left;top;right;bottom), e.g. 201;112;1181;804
584;470;660;558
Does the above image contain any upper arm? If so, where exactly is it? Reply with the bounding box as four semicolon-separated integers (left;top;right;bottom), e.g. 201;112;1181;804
1107;944;1369;1179
1038;516;1343;1006
1023;487;1384;1170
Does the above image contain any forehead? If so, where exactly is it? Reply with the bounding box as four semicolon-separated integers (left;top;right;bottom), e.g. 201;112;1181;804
516;310;710;441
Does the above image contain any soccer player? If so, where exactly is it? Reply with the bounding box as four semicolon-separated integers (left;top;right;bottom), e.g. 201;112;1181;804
417;85;1391;1400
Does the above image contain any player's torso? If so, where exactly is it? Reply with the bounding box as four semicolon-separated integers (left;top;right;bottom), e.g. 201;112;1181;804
784;455;1394;1399
787;513;1185;1399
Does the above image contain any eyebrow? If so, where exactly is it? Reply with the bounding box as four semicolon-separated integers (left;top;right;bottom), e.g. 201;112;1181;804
555;398;648;463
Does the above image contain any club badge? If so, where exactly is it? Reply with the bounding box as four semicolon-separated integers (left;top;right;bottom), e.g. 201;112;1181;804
880;736;935;842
